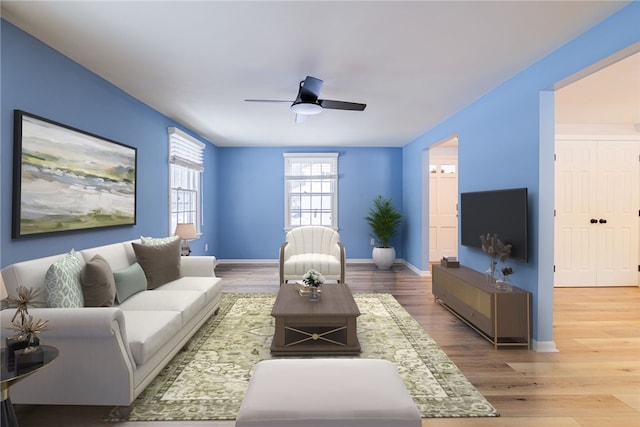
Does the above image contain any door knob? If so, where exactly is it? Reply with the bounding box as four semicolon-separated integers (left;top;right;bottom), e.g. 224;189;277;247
599;218;607;224
590;219;598;224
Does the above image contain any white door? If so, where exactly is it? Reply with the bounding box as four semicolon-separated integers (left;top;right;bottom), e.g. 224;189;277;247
595;141;639;286
555;139;640;287
429;156;458;262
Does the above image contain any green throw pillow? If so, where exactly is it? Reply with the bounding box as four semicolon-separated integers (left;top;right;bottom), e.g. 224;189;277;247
140;235;179;246
81;254;116;307
113;262;147;304
45;249;84;308
132;238;182;289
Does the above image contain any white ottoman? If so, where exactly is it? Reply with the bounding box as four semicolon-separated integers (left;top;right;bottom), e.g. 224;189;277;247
236;359;421;427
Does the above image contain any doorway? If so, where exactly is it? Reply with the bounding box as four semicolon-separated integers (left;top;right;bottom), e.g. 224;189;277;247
554;51;640;287
427;136;459;263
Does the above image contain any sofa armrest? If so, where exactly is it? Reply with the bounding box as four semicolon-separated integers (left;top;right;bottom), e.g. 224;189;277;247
180;255;217;277
0;306;138;405
2;306;128;340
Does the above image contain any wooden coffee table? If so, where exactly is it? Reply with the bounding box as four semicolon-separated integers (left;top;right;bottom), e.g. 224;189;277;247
270;283;361;356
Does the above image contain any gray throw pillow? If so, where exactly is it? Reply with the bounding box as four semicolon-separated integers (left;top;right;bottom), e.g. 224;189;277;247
113;262;147;303
81;254;116;307
132;238;182;289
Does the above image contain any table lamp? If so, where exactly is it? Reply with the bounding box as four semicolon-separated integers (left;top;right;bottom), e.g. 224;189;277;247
174;223;198;256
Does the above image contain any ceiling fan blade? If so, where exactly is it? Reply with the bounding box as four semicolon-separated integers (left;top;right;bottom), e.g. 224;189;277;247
245;99;293;103
300;76;323;98
319;99;367;111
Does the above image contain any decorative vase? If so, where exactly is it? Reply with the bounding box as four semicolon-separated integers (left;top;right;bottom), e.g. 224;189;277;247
6;334;39;364
486;260;497;286
496;276;513;291
309;286;319;302
372;247;395;270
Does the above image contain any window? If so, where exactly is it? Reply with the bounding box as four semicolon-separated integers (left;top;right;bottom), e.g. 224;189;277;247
284;153;338;230
169;128;205;235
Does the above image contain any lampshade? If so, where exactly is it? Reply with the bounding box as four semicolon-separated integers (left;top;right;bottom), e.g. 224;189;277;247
174;223;198;240
0;273;7;300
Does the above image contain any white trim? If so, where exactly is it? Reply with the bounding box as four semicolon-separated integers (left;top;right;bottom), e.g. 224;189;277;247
283;152;339;158
284;153;339;230
556;133;640;141
531;340;559;353
217;259;279;265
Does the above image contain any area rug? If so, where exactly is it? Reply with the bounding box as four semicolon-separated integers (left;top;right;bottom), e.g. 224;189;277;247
107;293;498;421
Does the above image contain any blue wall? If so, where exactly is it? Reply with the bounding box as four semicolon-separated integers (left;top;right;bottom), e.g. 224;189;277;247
401;3;640;345
217;147;403;260
0;20;218;266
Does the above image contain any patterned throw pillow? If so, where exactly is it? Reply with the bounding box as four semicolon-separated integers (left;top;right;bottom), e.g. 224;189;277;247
45;250;84;308
140;235;179;246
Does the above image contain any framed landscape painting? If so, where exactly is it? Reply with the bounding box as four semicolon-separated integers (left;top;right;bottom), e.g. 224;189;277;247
12;110;137;238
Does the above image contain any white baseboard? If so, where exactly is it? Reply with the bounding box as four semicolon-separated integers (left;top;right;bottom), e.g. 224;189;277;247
217;259;278;264
216;258;431;277
531;340;559;353
399;259;430;276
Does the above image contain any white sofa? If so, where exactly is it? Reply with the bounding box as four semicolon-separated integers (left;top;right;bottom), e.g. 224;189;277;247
0;240;222;406
279;226;346;285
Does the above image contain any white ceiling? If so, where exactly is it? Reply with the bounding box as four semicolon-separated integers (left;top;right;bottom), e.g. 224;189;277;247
1;1;635;147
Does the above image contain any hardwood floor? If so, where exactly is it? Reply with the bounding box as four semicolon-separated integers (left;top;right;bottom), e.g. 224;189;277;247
13;263;640;427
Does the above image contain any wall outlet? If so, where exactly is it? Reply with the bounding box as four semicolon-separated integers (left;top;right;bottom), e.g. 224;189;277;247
370;238;375;246
204;243;209;252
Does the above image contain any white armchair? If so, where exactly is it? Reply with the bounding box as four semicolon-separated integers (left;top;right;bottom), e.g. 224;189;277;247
279;226;346;285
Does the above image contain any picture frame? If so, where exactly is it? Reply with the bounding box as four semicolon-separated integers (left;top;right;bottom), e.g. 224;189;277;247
12;110;137;238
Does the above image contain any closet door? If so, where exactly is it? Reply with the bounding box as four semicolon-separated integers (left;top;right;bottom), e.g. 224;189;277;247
595;141;639;286
555;138;639;287
555;140;599;286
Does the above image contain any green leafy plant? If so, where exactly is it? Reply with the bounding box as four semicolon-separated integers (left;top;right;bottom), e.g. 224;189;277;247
365;195;403;248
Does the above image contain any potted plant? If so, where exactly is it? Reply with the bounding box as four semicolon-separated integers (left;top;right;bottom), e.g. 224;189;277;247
365;195;403;269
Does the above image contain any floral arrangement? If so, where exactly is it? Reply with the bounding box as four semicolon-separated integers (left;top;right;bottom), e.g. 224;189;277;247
480;233;511;279
5;285;48;347
501;267;513;279
302;269;325;287
11;315;48;347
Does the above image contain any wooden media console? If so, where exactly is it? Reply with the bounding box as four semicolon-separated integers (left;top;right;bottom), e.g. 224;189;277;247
432;264;531;349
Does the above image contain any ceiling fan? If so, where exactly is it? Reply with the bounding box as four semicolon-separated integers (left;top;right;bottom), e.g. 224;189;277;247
245;76;366;122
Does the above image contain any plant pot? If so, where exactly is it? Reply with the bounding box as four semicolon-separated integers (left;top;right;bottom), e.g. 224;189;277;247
372;247;395;270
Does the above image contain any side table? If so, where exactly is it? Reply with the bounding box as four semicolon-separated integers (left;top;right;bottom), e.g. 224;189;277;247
1;345;58;427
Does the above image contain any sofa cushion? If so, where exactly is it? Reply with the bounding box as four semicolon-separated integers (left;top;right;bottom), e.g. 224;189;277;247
132;239;182;289
283;254;342;276
113;262;147;304
44;250;84;308
81;254;116;307
122;310;182;365
118;290;205;325
140;235;179;246
158;276;221;303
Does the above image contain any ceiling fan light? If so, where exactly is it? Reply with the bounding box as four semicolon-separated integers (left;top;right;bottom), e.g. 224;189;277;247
291;101;322;115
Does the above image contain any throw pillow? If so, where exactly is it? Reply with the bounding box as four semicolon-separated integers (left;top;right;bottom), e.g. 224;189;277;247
81;254;116;307
140;235;179;246
113;262;147;304
45;249;84;308
132;238;182;289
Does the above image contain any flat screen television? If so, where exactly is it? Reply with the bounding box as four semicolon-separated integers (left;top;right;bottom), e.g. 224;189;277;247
460;187;528;262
